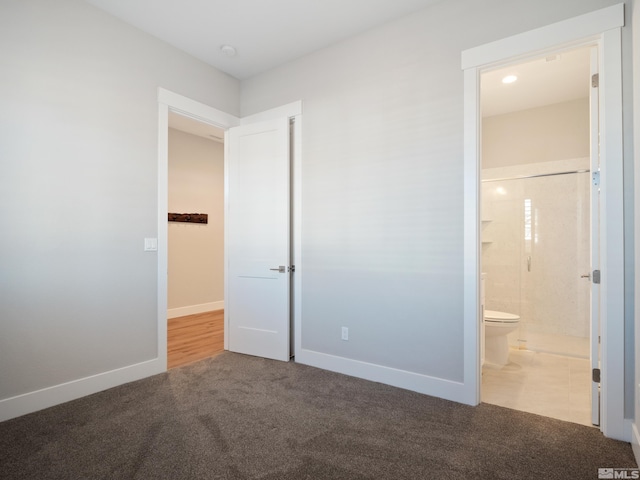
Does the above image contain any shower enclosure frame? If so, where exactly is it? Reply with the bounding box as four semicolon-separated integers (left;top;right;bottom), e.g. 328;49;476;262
461;4;626;441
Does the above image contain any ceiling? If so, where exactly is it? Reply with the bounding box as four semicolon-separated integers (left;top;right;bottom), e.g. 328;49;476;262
167;46;592;139
84;0;443;80
85;1;592;128
481;46;591;117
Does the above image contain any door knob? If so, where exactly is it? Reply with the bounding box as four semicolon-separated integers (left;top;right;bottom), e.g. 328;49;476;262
581;270;601;283
270;266;286;273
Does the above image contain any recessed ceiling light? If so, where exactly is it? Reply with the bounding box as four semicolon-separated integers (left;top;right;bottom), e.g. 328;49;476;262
220;45;237;57
502;75;518;84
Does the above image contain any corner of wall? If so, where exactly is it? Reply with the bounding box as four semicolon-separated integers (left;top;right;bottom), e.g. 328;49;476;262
631;0;640;465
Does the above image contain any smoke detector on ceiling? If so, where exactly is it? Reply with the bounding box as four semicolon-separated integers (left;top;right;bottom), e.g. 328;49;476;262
220;45;237;57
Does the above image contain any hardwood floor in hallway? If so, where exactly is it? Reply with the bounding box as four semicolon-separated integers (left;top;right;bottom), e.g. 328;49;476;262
168;310;224;369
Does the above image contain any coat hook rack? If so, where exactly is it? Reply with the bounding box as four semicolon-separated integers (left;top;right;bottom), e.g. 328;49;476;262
168;213;208;224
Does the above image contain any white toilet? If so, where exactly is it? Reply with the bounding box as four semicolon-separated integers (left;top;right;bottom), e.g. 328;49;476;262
484;309;520;366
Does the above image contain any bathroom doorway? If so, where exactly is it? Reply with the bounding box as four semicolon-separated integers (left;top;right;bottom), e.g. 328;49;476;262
479;45;596;426
167;112;226;368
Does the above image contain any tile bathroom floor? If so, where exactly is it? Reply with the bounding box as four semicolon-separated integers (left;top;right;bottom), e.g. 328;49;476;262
481;348;594;427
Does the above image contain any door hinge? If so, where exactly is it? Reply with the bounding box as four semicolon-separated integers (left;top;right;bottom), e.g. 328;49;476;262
592;368;601;383
288;265;295;273
592;170;600;187
592;269;601;284
592;73;599;88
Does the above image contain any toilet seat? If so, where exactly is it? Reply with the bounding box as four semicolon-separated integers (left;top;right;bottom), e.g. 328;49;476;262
484;309;520;323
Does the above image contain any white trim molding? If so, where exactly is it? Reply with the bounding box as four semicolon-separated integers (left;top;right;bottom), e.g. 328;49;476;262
157;101;169;372
462;4;627;440
296;349;467;403
167;301;224;319
461;4;624;69
291;113;303;360
158;89;241;129
461;64;482;407
633;422;640;468
0;359;164;422
598;25;626;441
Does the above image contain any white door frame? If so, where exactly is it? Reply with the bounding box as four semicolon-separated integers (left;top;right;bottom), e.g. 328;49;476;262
461;4;626;440
589;46;601;427
157;89;241;371
156;89;303;367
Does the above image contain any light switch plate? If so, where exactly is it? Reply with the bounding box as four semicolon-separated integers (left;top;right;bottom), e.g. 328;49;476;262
144;238;158;252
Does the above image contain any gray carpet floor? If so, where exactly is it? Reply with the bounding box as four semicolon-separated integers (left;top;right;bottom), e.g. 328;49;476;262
0;352;636;479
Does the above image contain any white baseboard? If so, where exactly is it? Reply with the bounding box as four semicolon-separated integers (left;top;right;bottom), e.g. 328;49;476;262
632;422;640;465
295;348;467;405
0;358;165;422
167;301;224;319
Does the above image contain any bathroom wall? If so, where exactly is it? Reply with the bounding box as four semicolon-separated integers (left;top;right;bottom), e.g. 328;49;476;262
168;129;224;317
482;98;591;356
482;98;590;169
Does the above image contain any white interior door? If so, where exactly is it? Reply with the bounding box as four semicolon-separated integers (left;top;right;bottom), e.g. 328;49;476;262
589;46;601;426
227;117;291;362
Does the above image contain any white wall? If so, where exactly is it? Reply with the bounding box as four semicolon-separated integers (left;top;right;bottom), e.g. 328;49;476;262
624;0;637;423
241;0;633;400
632;0;640;462
0;0;238;414
168;129;224;315
482;99;590;169
0;0;635;422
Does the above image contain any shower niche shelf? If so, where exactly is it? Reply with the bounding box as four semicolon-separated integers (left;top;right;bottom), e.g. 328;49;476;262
481;219;492;243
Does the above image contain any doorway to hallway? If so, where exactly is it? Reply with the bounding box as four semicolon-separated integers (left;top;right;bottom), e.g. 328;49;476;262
166;112;226;368
157;89;303;371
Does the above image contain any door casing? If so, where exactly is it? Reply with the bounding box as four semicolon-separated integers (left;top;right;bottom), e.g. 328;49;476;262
461;4;626;440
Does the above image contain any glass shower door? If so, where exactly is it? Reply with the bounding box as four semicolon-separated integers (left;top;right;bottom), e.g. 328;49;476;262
518;171;590;357
481;169;591;358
